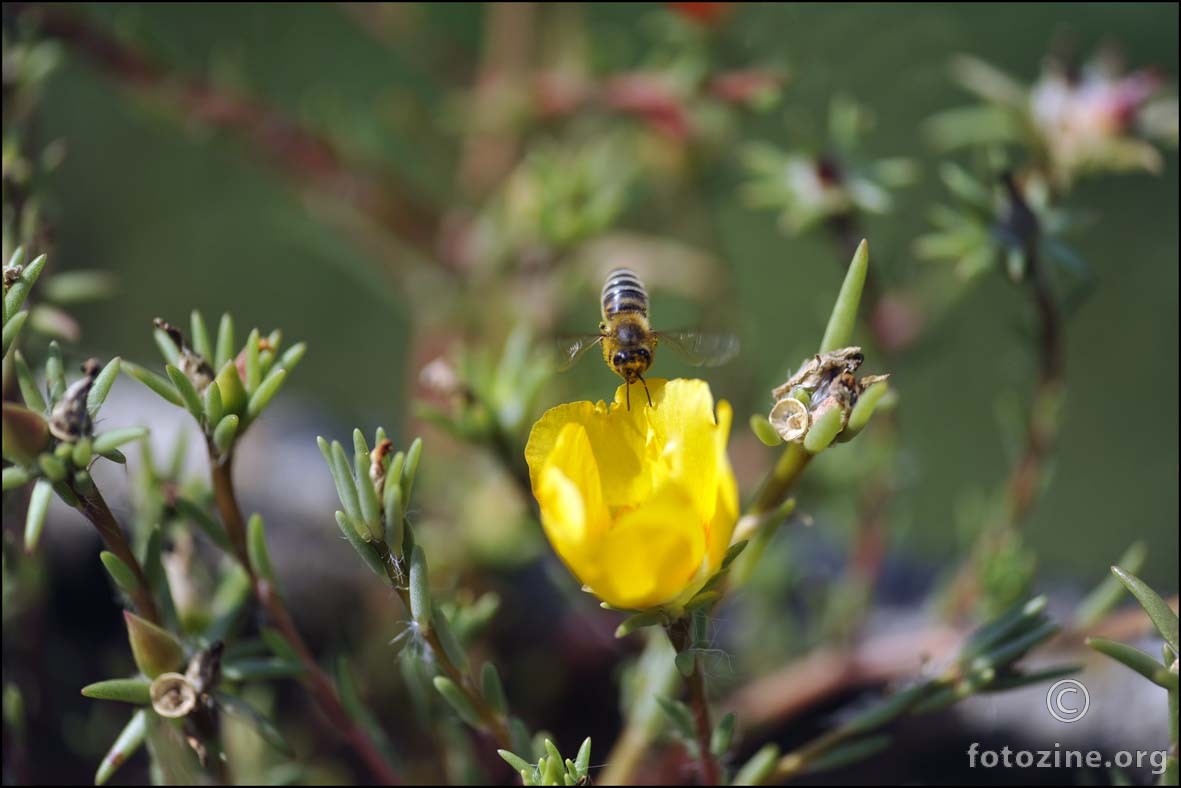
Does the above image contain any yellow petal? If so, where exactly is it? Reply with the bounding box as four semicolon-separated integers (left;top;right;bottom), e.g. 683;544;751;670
588;482;706;609
704;399;739;571
527;392;661;510
535;423;609;569
644;379;723;523
524;377;741;611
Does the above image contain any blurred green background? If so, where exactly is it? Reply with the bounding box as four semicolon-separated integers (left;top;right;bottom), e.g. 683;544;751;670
35;2;1176;588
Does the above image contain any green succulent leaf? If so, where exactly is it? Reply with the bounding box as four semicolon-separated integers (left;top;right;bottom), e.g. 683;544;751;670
215;313;236;370
1075;542;1147;628
190;311;212;361
165;365;204;422
481;662;509;714
175;497;232;552
213;690;294;755
433;676;482;728
733;744;780;786
123;361;184;407
750;413;783;446
408;546;432;627
13;351;47;413
2;310;28;358
24;478;53;553
124;611;184;679
81;678;152;705
244;328;262;393
212;414;239;455
803;406;844;454
94;709;147;786
820;239;868;353
1088;637;1176;690
100;551;141;595
3;252;47;319
1111;566;1179;655
93;427;148;455
335;511;385;577
247;514;274;582
2;466;32;491
246;368;287;420
203;378;224;427
214;361;248;416
431;605;469;673
805;734;892;775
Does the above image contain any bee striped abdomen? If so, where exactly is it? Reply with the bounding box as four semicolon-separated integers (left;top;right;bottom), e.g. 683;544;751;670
601;268;649;319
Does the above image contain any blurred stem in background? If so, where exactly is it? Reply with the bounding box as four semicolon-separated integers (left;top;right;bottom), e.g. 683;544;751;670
945;170;1067;617
27;3;443;271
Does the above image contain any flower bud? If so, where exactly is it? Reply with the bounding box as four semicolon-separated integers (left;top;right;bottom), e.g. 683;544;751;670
2;403;50;465
124;611;184;679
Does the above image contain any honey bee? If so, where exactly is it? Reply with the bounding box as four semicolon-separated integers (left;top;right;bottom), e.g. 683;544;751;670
561;268;739;408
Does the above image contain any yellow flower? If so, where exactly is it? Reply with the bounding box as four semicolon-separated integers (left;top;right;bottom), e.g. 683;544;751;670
524;378;738;610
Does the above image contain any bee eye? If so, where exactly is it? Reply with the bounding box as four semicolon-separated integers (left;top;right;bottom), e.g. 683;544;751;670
613;352;627;366
638;349;650;360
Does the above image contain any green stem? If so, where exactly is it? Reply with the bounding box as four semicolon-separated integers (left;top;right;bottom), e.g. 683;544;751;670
948;237;1065;614
1164;678;1178;786
206;442;403;785
600;631;680;785
72;485;161;626
763;683;932;784
668;619;721;786
489;418;533;506
209;453;250;567
1007;242;1062;523
371;539;513;749
746;443;811;522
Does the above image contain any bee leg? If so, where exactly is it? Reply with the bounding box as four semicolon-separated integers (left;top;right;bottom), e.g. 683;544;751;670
625;380;631;410
638;373;653;407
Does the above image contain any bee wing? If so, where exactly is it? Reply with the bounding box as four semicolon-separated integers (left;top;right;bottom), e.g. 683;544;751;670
555;334;604;371
656;330;740;367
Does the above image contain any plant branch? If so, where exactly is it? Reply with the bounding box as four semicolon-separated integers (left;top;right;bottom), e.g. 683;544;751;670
205;441;402;785
722;624;961;733
370;538;514;749
455;2;536;201
723;597;1175;736
668;620;721;786
28;5;440;261
72;484;162;626
1008;241;1063;522
488;420;534;508
948;179;1066;613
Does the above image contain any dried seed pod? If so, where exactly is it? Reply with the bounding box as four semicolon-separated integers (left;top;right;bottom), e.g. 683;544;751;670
370;438;394;489
184;641;223;695
769;396;810;442
768;343;891;448
48;359;101;443
154;318;215;390
150;672;198;719
771;347;864;400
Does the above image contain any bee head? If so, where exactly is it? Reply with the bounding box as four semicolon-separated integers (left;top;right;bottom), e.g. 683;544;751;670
611;347;652;381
